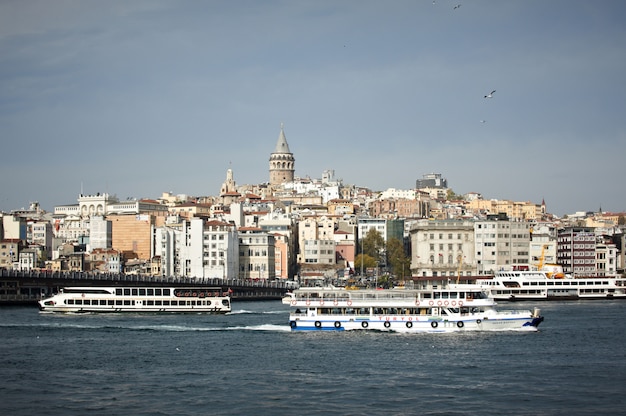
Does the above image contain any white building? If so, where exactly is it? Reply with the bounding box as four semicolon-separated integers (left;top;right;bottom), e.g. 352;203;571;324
156;216;238;279
474;219;532;274
89;216;112;251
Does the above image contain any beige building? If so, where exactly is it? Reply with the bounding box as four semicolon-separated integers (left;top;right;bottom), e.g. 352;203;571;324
409;219;475;278
109;213;165;260
467;199;544;221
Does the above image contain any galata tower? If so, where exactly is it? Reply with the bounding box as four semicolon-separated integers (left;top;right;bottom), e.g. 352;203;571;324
269;123;295;186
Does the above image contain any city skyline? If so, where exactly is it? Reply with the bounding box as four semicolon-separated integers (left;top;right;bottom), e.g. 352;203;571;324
1;1;625;216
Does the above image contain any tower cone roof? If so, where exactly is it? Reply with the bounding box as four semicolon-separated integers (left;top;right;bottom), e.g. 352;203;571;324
273;123;291;154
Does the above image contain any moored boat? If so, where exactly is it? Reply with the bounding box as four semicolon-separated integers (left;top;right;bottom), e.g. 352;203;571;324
38;286;231;313
479;268;626;301
282;285;543;332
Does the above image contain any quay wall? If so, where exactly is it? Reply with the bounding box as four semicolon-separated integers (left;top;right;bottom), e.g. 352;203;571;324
0;269;295;305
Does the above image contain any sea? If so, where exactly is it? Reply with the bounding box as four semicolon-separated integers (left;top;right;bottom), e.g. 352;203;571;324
1;300;625;416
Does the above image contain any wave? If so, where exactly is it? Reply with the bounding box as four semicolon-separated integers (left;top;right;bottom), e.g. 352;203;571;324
227;309;287;315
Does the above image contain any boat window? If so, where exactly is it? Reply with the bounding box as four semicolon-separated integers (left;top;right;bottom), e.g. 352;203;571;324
68;299;74;305
155;289;162;296
132;289;138;296
155;300;162;306
124;289;130;296
449;292;458;298
123;300;131;306
163;289;171;296
108;300;114;305
99;300;106;305
147;300;154;305
116;300;122;305
434;292;441;299
116;289;122;296
163;300;170;306
139;289;146;296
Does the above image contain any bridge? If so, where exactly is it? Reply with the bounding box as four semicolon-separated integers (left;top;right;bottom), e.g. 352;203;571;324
0;269;297;305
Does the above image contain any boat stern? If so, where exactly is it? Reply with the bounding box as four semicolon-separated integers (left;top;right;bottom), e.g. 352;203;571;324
528;307;544;328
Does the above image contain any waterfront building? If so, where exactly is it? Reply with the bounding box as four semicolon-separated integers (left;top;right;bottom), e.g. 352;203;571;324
88;248;122;273
238;227;275;280
258;210;296;279
89;216;111;251
557;227;598;277
2;214;26;241
0;239;21;269
409;219;475;278
156;216;238;279
109;213;162;261
474;217;532;275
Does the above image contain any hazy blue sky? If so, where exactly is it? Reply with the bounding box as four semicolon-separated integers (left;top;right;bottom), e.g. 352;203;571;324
1;1;625;216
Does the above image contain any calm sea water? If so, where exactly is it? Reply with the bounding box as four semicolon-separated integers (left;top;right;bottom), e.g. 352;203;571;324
1;300;625;416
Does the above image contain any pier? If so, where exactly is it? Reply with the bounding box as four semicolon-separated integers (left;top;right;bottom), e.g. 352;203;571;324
0;269;295;305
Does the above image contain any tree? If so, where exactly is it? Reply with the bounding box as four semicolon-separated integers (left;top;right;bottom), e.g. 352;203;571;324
386;237;411;280
446;189;464;201
354;253;377;274
362;228;385;262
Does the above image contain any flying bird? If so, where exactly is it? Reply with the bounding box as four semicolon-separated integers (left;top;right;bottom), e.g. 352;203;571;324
453;4;461;9
480;120;487;123
484;90;496;98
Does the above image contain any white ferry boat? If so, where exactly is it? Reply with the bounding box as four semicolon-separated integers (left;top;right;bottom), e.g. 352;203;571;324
38;287;231;313
479;268;626;301
282;285;544;332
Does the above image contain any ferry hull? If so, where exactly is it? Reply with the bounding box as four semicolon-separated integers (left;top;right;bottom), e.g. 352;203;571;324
38;286;231;314
288;317;542;332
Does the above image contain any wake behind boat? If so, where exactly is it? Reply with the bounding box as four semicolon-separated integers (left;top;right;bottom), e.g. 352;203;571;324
38;287;231;313
282;284;544;332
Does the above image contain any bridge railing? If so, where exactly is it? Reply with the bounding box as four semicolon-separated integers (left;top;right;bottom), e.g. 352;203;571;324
0;269;299;290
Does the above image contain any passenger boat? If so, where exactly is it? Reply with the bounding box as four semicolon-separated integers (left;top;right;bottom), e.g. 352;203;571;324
479;267;626;301
282;285;544;332
38;287;231;313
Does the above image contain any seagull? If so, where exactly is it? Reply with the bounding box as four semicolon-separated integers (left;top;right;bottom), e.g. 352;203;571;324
175;347;180;351
453;4;461;9
484;90;496;98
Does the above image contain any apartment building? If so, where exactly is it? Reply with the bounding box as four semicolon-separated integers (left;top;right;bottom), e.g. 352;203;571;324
238;228;275;280
474;218;532;274
409;219;475;278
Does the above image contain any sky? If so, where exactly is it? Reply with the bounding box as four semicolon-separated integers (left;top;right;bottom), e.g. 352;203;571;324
1;1;625;217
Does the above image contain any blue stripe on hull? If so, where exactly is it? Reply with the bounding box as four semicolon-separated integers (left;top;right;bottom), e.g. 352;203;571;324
291;326;345;331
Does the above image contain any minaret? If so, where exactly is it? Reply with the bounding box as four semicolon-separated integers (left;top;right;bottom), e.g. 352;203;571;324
269;123;295;186
220;168;240;205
